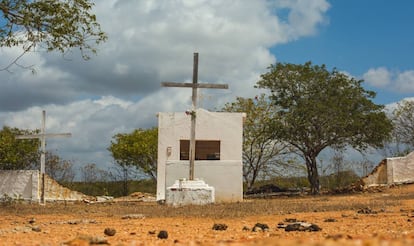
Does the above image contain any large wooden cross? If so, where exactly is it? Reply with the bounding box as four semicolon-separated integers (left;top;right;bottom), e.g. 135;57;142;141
161;53;228;180
16;110;71;204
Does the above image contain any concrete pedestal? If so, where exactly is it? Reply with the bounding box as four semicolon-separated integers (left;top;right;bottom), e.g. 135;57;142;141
166;179;215;206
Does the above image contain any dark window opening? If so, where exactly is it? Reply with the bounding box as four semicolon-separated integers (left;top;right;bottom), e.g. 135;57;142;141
180;140;220;160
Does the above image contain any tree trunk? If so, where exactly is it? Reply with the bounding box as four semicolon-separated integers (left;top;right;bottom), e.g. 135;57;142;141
305;155;320;195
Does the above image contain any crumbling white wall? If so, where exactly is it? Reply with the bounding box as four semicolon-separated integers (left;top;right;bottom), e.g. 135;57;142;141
387;151;414;184
0;170;89;202
157;109;245;202
43;175;89;201
363;151;414;186
0;170;39;201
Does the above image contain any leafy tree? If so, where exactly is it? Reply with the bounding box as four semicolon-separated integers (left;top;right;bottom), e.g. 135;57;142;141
109;127;158;182
0;0;107;70
256;61;393;194
223;94;291;191
0;126;39;170
391;100;414;153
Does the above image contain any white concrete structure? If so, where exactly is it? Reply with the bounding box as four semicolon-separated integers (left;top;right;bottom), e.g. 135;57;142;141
0;170;88;202
363;151;414;186
0;170;39;201
157;108;245;203
166;179;215;206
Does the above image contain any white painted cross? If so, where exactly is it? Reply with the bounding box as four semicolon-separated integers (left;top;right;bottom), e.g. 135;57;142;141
15;110;71;204
161;52;228;180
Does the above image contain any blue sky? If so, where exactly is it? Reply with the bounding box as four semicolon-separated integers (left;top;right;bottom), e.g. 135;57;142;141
1;0;413;171
272;0;414;105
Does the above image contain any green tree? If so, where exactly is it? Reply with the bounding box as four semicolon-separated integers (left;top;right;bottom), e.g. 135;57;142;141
0;126;39;170
256;61;393;194
109;127;158;182
223;94;291;191
0;0;107;70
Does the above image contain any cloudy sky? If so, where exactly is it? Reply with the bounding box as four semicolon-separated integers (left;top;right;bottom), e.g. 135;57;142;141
1;0;413;174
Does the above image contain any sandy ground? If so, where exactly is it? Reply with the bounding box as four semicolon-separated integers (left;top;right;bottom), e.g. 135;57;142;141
1;185;414;245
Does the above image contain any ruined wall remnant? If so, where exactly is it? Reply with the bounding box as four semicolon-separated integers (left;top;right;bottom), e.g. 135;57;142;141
0;170;90;202
362;151;414;187
362;159;388;186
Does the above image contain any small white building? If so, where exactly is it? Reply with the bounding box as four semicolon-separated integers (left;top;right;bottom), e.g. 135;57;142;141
156;108;245;202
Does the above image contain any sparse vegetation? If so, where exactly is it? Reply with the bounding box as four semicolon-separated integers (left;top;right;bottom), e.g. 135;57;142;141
63;179;156;197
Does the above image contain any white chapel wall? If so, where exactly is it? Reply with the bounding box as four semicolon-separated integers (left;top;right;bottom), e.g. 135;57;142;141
157;109;244;202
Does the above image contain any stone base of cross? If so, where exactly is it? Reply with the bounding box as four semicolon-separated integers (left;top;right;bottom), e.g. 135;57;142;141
165;179;215;206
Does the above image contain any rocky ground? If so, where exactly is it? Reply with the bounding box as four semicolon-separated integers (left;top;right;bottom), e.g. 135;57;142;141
1;184;414;245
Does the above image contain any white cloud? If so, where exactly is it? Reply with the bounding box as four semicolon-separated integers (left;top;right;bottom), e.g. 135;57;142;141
363;67;414;92
363;67;391;87
0;0;331;172
395;71;414;92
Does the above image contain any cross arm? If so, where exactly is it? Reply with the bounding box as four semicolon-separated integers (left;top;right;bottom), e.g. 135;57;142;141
15;133;72;139
161;82;228;89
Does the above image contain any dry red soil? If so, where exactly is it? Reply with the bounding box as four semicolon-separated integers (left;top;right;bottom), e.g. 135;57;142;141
2;185;414;245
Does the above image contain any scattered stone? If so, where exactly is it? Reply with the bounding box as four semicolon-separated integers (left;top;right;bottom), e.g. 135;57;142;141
277;223;286;229
357;207;377;214
252;223;269;232
96;196;114;202
148;230;156;235
67;219;97;225
31;226;41;232
284;222;321;232
242;226;250;231
157;230;168;239
212;223;228;231
324;218;337;222
104;228;116;236
121;214;146;219
28;218;36;224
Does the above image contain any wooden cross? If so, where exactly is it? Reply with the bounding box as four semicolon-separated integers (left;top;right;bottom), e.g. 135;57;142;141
162;53;228;180
16;110;71;204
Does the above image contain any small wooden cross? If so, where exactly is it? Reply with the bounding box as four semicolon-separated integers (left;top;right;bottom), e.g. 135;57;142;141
162;53;228;180
16;110;71;204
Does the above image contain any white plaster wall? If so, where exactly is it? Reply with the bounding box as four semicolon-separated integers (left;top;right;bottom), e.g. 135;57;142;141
165;161;243;202
0;171;90;202
157;109;244;201
0;170;39;201
387;152;414;184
